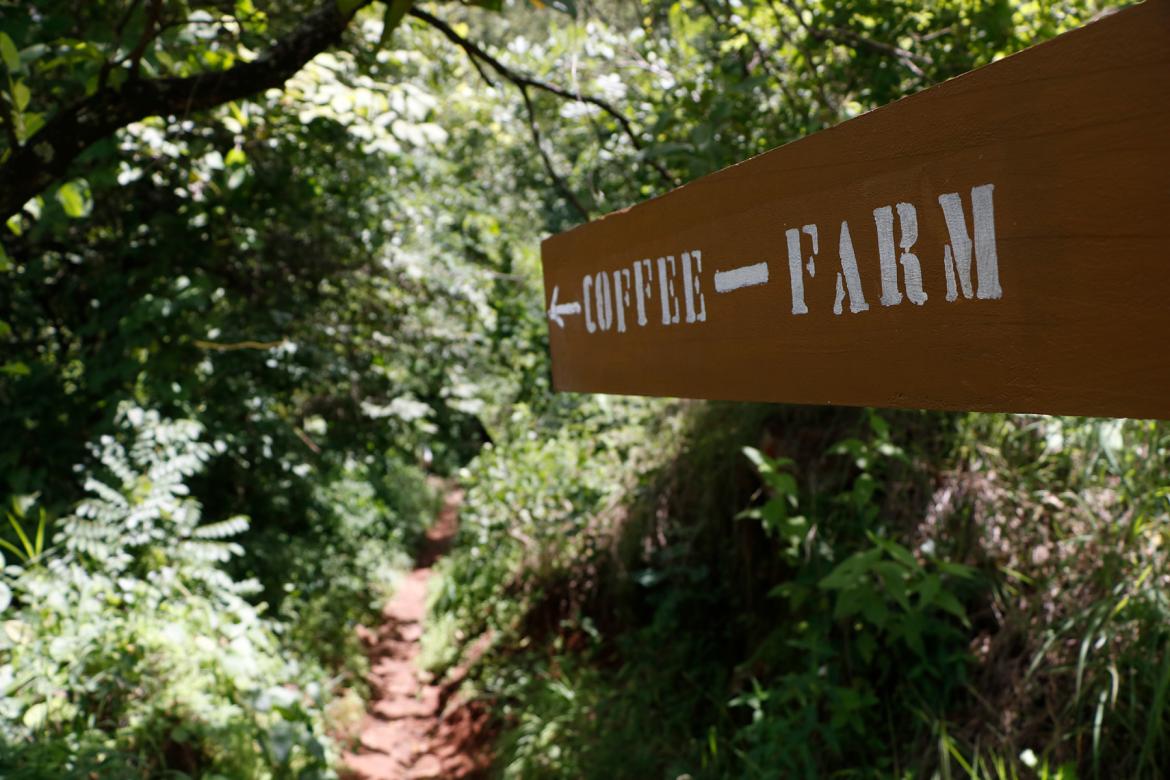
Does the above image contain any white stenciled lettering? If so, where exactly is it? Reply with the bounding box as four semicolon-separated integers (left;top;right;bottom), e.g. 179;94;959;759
785;223;818;314
833;221;869;315
681;250;708;323
896;203;927;305
632;258;653;327
594;271;613;331
561;181;1001;337
939;183;1001;301
874;207;900;306
657;255;680;325
874;203;927;307
546;286;582;329
612;267;633;333
582;274;596;333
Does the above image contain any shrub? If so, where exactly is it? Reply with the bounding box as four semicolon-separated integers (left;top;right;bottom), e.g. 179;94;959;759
0;406;337;778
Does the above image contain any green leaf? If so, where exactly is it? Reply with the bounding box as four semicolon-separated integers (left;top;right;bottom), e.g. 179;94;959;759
0;320;11;338
859;594;889;628
21;701;47;729
742;445;766;469
11;80;29;111
225;146;247;166
917;573;940;606
379;0;412;47
18;112;44;142
7;513;33;559
876;563;910;611
901;619;925;658
937;560;975;579
880;538;918;570
55;180;92;218
12;495;37;518
934;590;969;625
336;0;367;15
833;589;862;620
856;631;877;664
819;551;872;590
0;361;29;377
742;446;794;476
0;538;24;560
34;509;45;558
228;101;249;129
0;242;10;270
0;33;19;72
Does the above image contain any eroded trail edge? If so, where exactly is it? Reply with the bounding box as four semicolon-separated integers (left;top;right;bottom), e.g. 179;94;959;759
342;488;492;780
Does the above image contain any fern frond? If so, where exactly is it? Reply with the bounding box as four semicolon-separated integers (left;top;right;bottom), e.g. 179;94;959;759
190;516;250;540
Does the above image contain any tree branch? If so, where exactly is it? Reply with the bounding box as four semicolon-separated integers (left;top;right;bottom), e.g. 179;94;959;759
98;0;145;91
519;85;590;222
767;0;841;120
0;0;376;221
125;0;165;78
810;25;931;79
694;0;804;116
0;96;19;149
192;338;288;351
411;7;678;190
778;0;930;80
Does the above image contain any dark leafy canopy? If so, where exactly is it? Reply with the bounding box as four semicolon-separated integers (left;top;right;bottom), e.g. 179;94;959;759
0;0;383;219
1;0;551;503
0;0;1101;222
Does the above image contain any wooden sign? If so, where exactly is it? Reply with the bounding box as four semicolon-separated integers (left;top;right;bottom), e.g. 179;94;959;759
540;0;1170;419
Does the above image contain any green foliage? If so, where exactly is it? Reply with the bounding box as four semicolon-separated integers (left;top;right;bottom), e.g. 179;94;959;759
0;407;336;778
431;395;1170;778
0;498;47;565
934;414;1170;778
54;181;92;219
819;534;974;660
429;398;670;648
272;459;437;679
740;446;806;557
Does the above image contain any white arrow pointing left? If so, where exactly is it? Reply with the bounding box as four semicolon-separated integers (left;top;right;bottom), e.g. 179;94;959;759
547;285;583;328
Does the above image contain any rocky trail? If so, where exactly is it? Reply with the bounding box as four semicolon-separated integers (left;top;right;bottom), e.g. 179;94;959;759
341;489;492;780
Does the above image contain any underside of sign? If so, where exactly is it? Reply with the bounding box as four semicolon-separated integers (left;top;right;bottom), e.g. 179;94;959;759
540;0;1170;419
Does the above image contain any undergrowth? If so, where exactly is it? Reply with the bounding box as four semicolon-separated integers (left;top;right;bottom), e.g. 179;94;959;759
0;406;434;778
427;402;1170;779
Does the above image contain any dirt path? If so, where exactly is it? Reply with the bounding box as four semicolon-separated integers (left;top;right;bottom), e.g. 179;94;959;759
341;489;492;780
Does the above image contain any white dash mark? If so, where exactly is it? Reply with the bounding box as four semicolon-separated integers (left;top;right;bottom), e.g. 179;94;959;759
713;262;769;293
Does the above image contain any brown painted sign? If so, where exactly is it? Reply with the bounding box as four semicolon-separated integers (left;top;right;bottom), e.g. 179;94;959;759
540;0;1170;419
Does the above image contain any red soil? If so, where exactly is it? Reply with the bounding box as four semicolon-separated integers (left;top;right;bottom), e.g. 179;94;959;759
341;489;493;780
